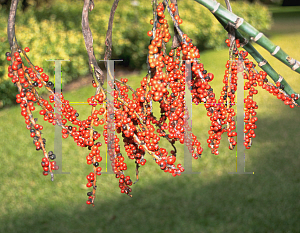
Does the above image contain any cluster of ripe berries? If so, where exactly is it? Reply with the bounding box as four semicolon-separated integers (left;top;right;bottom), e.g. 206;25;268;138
6;1;299;206
6;49;60;177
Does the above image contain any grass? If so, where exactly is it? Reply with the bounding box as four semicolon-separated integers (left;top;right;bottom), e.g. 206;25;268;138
266;6;300;36
1;22;300;233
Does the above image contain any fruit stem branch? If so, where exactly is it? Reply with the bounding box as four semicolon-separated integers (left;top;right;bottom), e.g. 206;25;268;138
104;0;120;64
7;0;19;49
163;0;185;44
82;0;104;85
170;0;181;48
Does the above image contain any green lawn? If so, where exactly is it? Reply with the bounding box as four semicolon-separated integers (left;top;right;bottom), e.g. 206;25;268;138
267;6;300;36
1;25;300;233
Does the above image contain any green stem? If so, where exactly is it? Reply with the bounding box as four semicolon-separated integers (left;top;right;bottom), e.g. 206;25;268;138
194;0;300;74
214;15;300;105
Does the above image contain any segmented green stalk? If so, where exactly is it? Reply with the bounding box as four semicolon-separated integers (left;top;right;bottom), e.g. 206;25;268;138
194;0;300;74
214;14;300;105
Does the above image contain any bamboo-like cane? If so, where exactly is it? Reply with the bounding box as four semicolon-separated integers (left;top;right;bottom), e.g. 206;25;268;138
214;15;300;105
194;0;300;75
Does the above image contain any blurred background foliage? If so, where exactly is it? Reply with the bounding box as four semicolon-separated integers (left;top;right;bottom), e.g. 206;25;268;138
0;0;272;108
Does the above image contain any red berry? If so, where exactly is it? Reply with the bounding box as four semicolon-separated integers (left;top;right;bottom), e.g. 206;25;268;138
43;171;48;176
167;155;176;165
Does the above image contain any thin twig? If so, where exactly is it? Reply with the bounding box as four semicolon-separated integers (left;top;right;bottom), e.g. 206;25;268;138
104;0;120;64
7;0;19;49
170;0;181;48
82;0;104;85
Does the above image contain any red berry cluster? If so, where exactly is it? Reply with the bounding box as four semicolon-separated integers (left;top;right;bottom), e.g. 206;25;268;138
225;39;241;49
5;48;60;179
259;75;297;109
145;3;203;163
5;0;299;206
